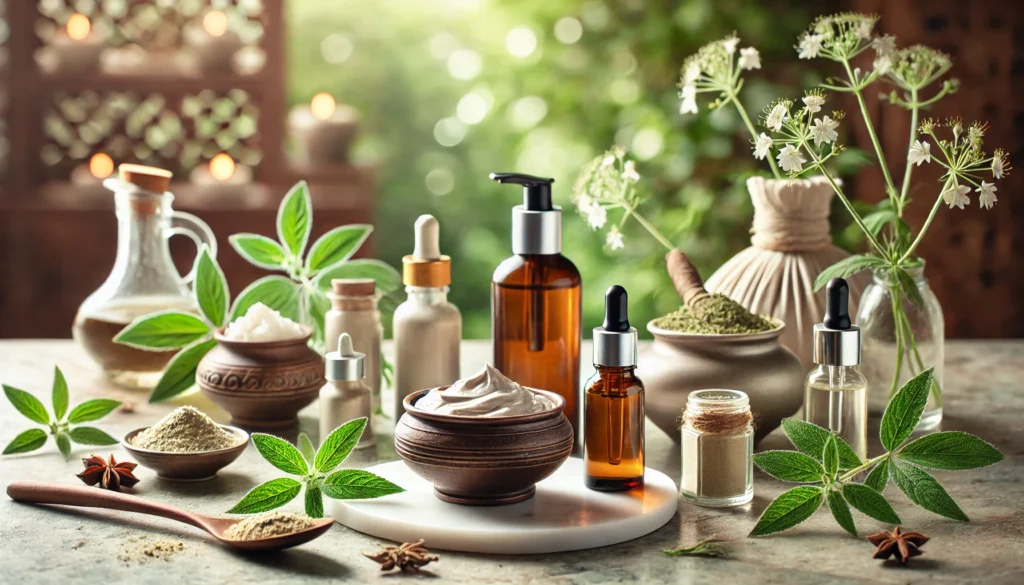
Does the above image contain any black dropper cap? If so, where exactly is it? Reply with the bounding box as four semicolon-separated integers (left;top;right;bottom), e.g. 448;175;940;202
603;285;630;332
594;285;637;367
823;277;852;330
490;172;554;211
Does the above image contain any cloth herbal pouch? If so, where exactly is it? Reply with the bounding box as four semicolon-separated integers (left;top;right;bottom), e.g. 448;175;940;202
705;176;868;369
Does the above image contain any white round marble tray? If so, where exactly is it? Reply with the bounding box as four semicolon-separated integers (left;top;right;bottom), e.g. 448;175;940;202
330;457;678;554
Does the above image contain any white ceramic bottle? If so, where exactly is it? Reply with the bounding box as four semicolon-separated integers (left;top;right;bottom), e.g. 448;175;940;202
393;215;461;421
320;333;374;449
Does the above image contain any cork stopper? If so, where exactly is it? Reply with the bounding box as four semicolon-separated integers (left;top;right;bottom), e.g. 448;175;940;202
331;278;376;297
119;164;173;194
665;249;710;310
403;214;451;287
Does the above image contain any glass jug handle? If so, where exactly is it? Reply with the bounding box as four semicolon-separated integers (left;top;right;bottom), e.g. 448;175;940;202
169;211;218;285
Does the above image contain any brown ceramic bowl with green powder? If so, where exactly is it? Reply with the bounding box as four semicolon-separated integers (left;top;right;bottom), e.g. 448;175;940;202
122;406;249;481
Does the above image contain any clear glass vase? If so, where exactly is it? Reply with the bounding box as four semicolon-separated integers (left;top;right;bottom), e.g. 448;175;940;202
856;264;943;430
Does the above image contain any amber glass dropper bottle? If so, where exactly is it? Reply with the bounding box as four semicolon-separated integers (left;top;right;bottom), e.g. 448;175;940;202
584;285;644;491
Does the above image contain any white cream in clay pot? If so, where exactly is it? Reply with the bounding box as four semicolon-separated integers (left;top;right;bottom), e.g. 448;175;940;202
415;364;555;417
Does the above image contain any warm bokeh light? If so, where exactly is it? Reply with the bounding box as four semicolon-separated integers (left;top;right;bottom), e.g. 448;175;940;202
66;13;91;41
310;92;337;120
209;153;235;181
88;153;114;179
203;10;229;37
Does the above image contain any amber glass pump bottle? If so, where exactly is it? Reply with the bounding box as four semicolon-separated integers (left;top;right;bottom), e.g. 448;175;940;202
491;172;582;441
584;285;644;491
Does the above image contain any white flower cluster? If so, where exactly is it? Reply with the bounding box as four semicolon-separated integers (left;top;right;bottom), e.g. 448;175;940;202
753;91;843;176
572;147;643;251
677;34;761;116
915;120;1009;210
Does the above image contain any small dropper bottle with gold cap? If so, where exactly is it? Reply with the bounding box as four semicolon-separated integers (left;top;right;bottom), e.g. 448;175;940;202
393;215;462;421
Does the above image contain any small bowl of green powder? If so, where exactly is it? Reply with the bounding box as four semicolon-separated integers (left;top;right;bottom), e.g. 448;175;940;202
122;406;249;481
651;294;779;336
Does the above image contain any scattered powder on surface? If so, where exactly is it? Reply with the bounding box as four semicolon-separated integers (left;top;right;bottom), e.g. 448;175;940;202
117;537;186;564
654;294;776;334
224;512;318;541
223;302;305;342
132;406;240;453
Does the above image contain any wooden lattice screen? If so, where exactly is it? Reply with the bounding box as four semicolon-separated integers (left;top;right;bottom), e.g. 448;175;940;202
0;0;373;338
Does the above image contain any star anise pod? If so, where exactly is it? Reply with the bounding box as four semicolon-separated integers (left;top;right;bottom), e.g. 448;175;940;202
76;454;140;492
866;526;930;565
363;539;438;573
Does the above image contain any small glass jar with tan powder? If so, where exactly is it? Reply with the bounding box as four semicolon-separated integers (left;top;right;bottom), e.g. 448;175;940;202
680;389;753;507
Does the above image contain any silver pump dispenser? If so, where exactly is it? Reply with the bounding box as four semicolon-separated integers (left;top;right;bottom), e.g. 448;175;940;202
813;277;862;366
490;172;561;255
594;285;637;367
325;333;366;381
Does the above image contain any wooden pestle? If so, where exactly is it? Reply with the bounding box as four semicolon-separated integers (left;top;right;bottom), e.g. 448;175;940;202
665;249;713;316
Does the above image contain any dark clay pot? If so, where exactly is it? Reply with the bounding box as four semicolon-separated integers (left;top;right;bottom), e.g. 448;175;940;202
395;387;574;506
197;328;324;431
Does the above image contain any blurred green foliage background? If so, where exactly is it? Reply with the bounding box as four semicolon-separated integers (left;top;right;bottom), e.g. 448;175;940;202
287;0;852;338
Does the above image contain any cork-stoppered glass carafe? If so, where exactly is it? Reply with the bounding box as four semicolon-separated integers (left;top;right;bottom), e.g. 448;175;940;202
73;165;216;389
491;173;582;441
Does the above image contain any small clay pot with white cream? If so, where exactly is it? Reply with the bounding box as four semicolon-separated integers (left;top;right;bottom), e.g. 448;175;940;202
395;365;573;506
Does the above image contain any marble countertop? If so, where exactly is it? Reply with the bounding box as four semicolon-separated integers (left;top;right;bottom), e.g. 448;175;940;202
1;339;1021;584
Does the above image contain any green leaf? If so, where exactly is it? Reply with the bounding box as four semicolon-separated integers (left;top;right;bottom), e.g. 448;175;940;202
67;399;121;424
894;267;925;307
230;276;300;322
305;225;373;274
52;367;69;421
305;485;324;518
3;429;48;454
114;311;212;350
297;432;316;468
229;233;288;271
307;290;330;347
890;458;968;521
749;486;824;537
148;339;218;403
842;483;901;524
813;255;886;291
753;451;824;483
68;426;119;445
879;368;934;451
864;458;890;492
316;259;403;294
823;434;839;479
780;418;862;472
55;432;72;460
251;433;308;476
897;431;1004;470
862;209;897;236
314;418;367;473
322;469;405;500
826;489;857;537
277;181;313;257
193;246;230;328
227;478;302;514
3;385;50;425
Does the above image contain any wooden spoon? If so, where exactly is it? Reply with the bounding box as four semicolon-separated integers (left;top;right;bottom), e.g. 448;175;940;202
6;481;334;551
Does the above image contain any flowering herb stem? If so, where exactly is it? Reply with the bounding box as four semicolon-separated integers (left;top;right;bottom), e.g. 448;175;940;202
898;188;946;263
842;60;898;203
623;205;674;251
897;88;920;216
729;94;783;179
800;140;886;256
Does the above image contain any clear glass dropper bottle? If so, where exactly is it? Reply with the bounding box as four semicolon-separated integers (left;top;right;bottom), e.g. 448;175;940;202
803;277;868;459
